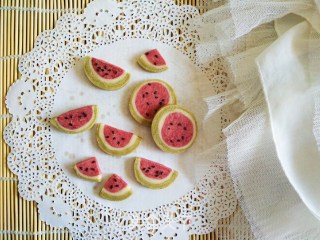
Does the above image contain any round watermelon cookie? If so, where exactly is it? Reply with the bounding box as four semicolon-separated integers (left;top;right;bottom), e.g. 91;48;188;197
100;174;132;201
129;80;177;125
84;56;130;90
137;49;168;73
74;157;102;182
151;105;197;154
50;105;98;134
134;157;178;189
96;123;142;156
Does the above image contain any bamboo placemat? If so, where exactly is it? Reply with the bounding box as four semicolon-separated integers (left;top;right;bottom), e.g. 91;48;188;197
0;0;252;239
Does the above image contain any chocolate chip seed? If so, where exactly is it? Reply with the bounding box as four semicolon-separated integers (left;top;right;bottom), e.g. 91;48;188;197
112;131;115;134
117;141;120;145
113;137;116;140
155;55;158;58
91;160;95;163
79;167;83;170
184;127;187;130
148;83;151;86
68;123;73;126
146;102;150;106
85;168;88;171
121;138;125;140
90;168;95;171
106;136;109;139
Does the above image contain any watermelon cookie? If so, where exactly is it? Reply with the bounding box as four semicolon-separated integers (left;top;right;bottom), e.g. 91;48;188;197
137;49;168;73
50;105;98;134
129;80;177;125
100;174;132;201
96;123;142;156
74;157;102;182
134;157;178;189
84;56;130;90
151;105;197;154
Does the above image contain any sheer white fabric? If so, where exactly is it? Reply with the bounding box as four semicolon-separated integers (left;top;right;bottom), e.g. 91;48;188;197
196;0;320;239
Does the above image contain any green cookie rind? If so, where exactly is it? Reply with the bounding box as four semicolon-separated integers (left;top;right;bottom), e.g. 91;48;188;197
84;56;130;90
50;105;99;134
128;79;177;126
151;105;197;154
100;188;133;201
134;157;178;189
73;165;102;182
96;124;142;156
137;56;168;73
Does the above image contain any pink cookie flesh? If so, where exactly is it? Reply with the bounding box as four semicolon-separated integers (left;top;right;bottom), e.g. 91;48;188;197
75;157;101;177
139;158;172;180
91;58;124;80
145;49;166;66
57;106;93;130
103;125;133;148
135;82;170;120
161;112;194;148
103;174;127;193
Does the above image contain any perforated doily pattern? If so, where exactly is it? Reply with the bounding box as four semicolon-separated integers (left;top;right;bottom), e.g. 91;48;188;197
4;0;236;239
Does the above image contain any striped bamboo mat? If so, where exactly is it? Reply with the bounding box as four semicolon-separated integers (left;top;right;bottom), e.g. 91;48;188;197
0;0;251;239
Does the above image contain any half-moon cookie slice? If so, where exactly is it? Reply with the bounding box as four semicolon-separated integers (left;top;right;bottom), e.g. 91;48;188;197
137;49;168;72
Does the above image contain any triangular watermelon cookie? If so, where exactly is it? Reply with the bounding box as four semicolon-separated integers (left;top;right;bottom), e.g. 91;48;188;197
96;123;142;156
129;80;177;125
151;105;197;154
50;105;98;134
137;49;168;73
84;56;130;90
100;174;132;201
134;157;178;189
74;157;102;182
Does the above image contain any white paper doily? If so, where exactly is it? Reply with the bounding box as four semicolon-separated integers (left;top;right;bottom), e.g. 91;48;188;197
4;0;237;239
